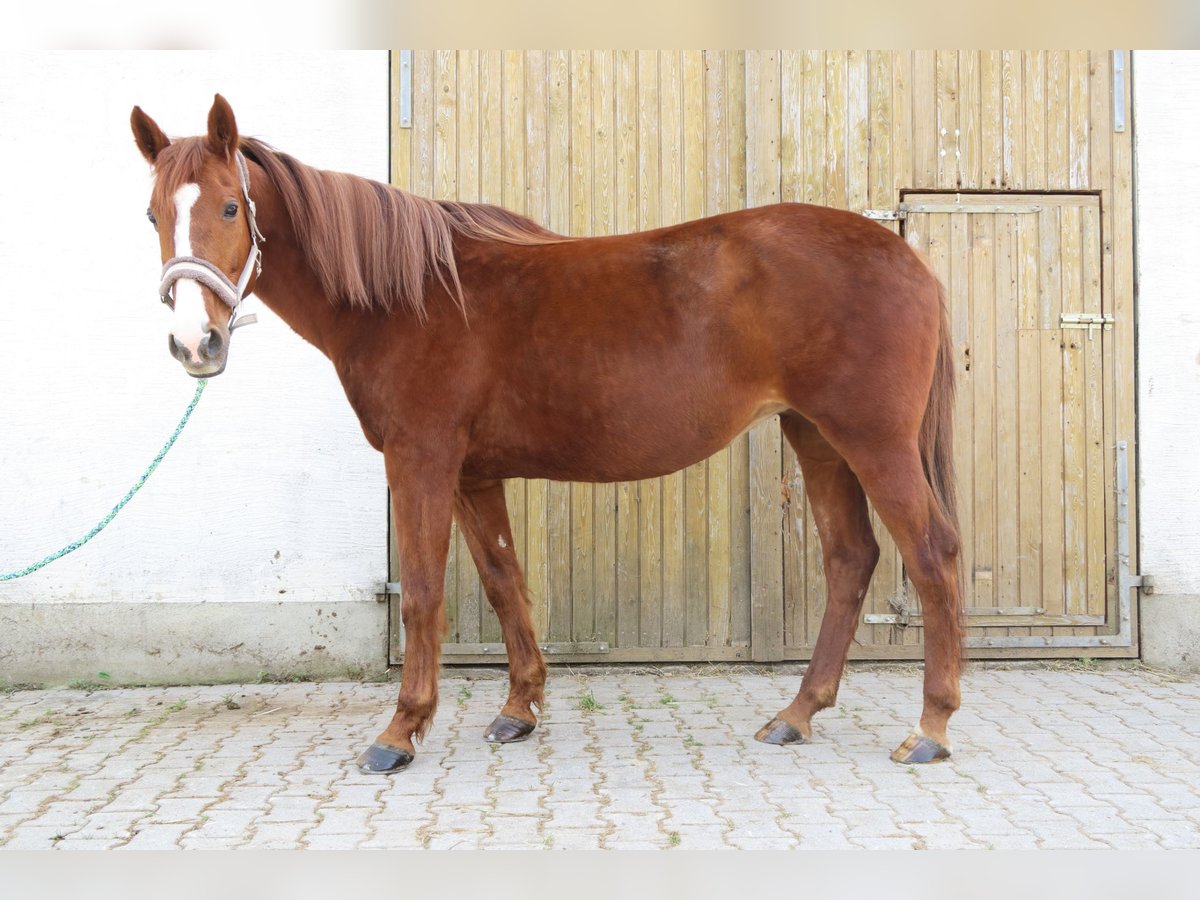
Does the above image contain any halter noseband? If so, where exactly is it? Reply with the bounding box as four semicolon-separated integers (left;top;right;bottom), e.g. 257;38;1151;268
158;150;264;332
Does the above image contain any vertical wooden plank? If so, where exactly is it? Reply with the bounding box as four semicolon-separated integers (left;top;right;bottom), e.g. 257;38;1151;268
635;51;663;648
994;214;1021;610
1088;50;1113;200
523;51;550;642
1038;206;1063;329
614;49;640;647
846;49;870;213
824;50;848;209
801;50;826;204
457;50;480;202
1045;50;1069;189
456;51;484;643
781;51;802;203
569;50;595;643
433;50;457;201
1034;203;1063;635
1081;204;1106;620
1001;50;1025;190
479;51;503;206
727;51;753;648
1068;50;1090;190
1023;51;1046;190
591;50;618;647
780;50;803;646
682;49;709;647
960;51;981;189
497;50;529;643
935;50;959;189
980;51;1003;189
705;50;733;648
746;50;784;661
545;50;572;645
412;51;436;199
1040;322;1066;627
868;51;893;211
475;55;505;646
546;50;571;232
1060;205;1087;620
949;212;975;609
913;51;938;188
892;51;914;199
658;50;687;647
971;214;996;610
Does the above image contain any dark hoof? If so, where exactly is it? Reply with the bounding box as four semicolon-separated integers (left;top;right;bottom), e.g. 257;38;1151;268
356;742;414;774
754;717;807;746
485;714;535;743
890;731;951;764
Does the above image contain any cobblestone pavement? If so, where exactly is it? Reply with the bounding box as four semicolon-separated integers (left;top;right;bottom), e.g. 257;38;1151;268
1;664;1198;850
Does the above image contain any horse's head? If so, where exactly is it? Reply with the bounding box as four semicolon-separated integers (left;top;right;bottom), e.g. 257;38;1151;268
130;95;262;378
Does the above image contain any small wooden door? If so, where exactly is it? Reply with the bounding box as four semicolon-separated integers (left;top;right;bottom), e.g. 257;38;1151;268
902;193;1125;646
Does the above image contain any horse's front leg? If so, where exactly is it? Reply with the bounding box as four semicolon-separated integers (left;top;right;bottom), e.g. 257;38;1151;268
356;441;460;774
453;477;547;742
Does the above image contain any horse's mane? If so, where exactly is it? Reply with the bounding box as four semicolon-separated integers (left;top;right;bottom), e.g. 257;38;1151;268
153;135;569;318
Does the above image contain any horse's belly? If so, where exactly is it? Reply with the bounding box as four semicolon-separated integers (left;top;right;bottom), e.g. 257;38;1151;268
463;395;783;483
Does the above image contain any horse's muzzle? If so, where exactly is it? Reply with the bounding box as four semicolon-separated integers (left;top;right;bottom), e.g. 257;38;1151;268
169;327;227;377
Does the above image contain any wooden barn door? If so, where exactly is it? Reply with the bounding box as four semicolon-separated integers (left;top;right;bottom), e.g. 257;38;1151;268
387;50;1138;665
388;51;757;664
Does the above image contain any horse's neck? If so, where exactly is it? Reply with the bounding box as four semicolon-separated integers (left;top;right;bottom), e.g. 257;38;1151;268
245;164;365;360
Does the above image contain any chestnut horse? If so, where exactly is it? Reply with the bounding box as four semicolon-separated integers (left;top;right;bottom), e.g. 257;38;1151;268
131;96;962;773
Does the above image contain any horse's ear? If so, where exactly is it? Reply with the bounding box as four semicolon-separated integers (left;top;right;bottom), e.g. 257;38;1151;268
131;106;170;164
206;93;239;158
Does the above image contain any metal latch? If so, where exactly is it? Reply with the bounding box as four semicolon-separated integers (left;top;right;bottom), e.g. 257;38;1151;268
1060;313;1114;339
862;208;906;221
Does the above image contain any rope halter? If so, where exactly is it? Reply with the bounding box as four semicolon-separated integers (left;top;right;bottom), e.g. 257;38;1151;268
158;150;264;332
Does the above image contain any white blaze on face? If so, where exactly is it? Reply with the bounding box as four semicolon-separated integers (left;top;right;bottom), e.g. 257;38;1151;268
169;183;209;359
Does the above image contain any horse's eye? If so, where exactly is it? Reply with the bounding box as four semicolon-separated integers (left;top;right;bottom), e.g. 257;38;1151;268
223;202;239;220
146;208;157;227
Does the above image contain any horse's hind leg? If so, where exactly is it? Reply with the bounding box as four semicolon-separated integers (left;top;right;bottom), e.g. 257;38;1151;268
454;477;547;743
756;414;880;746
838;441;963;764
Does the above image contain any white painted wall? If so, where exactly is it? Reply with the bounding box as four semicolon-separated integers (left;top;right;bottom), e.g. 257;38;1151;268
1133;51;1200;599
0;52;390;606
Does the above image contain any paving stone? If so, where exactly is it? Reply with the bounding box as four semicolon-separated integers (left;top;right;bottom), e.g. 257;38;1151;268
3;666;1200;850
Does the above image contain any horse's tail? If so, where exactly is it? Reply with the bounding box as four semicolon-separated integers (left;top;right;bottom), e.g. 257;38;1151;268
919;281;962;597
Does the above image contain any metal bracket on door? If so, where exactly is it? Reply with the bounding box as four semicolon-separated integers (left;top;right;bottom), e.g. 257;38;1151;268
1061;313;1114;340
397;50;413;128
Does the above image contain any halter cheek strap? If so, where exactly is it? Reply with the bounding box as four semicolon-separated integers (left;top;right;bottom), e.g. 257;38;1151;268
158;149;265;332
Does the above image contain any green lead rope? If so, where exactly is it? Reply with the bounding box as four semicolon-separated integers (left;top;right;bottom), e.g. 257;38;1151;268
0;379;208;582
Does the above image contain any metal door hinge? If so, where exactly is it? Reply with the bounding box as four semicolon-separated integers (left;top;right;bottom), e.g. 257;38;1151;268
397;50;413;129
1113;51;1127;133
862;208;906;221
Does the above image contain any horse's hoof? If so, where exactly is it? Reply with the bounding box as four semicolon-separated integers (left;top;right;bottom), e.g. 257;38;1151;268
356;742;414;774
754;717;807;746
485;714;535;743
890;731;951;764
